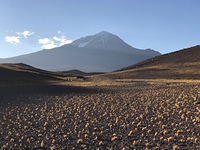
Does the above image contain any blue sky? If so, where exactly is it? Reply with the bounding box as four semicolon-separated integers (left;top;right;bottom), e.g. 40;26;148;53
0;0;200;58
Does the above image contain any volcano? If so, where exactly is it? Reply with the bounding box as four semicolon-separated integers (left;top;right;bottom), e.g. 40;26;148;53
0;31;161;72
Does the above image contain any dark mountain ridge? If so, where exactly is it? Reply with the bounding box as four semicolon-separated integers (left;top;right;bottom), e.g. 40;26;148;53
105;45;200;79
0;63;63;86
120;45;200;71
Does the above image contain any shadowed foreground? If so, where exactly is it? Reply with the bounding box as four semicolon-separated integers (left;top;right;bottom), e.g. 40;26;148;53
0;82;200;149
0;85;101;107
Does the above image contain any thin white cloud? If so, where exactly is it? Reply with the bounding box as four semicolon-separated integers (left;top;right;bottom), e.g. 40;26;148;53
4;30;72;49
5;36;20;44
17;31;34;39
38;38;52;45
53;36;72;46
39;36;72;49
53;36;60;41
41;41;57;49
38;38;56;49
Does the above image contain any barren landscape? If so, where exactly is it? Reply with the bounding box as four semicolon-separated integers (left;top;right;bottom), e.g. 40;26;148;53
0;78;200;149
1;46;200;149
2;0;200;149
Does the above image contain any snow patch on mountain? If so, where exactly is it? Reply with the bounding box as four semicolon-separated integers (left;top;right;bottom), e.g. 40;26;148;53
78;37;95;47
97;34;109;44
72;31;111;48
94;31;110;43
78;42;87;47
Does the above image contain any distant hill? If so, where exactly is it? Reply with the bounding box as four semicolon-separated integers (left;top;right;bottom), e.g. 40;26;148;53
104;45;200;79
0;63;62;86
0;31;161;72
61;69;88;76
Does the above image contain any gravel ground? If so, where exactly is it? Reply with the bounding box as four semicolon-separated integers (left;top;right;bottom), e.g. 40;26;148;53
0;82;200;149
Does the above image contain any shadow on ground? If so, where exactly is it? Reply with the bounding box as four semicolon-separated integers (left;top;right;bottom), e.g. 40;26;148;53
0;84;102;106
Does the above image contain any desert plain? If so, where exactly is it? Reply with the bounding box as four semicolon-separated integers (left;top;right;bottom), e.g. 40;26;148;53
0;75;200;149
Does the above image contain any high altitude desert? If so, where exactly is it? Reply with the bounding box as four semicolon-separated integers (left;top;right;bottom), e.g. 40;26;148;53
1;46;200;150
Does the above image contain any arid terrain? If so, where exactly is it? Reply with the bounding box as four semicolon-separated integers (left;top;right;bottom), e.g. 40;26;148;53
104;45;200;80
0;79;200;149
1;46;200;150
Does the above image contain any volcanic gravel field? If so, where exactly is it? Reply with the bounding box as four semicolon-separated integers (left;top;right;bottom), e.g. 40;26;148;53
0;82;200;149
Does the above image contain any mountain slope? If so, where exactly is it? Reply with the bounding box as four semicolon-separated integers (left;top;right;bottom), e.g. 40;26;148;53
104;45;200;79
0;31;161;72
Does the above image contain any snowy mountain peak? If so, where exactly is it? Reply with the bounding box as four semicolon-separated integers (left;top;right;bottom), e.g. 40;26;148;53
96;31;111;36
94;31;110;44
71;31;114;48
71;31;124;50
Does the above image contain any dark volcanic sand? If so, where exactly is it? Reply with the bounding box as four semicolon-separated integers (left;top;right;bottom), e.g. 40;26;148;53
0;83;200;149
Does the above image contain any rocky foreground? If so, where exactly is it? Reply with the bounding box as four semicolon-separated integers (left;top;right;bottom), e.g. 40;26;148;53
0;82;200;149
